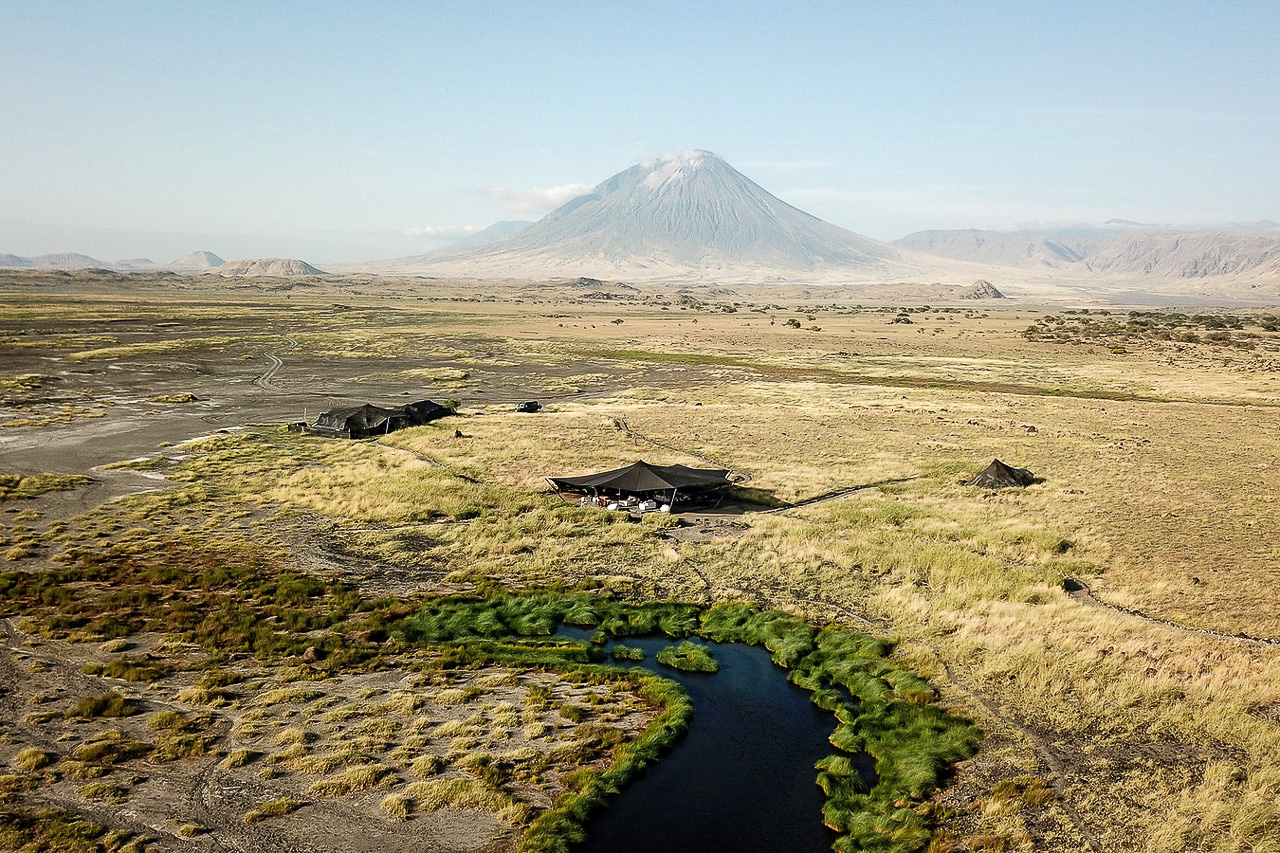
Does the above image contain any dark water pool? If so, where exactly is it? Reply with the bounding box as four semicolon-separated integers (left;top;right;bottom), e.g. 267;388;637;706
557;628;842;853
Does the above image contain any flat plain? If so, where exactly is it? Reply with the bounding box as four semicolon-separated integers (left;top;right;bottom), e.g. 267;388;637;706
3;269;1280;852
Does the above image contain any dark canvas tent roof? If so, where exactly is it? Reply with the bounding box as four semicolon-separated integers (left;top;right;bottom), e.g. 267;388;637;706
310;400;452;437
967;459;1035;488
547;460;731;494
313;403;398;433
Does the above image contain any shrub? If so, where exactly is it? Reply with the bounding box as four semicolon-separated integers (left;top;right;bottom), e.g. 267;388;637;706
308;764;392;797
380;793;411;819
242;797;302;823
13;748;54;772
79;782;128;803
411;754;446;777
146;710;188;731
71;731;150;765
152;733;209;761
83;656;171;682
220;749;258;769
66;692;141;719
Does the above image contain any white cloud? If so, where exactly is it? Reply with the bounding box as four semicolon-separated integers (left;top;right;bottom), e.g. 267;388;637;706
401;224;483;239
480;183;592;214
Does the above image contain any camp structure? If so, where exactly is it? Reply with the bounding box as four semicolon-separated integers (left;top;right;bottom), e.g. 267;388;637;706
967;458;1035;488
546;460;732;509
296;400;453;439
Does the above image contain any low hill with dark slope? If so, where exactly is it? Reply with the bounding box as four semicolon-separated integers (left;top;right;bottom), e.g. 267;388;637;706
0;253;32;268
358;150;906;281
893;229;1105;268
205;258;328;277
1084;232;1280;279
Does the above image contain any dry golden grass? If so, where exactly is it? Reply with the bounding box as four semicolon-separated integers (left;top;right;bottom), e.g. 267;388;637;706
10;284;1280;851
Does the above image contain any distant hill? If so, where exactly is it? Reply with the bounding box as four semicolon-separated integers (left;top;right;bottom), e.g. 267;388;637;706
28;252;103;270
206;258;327;277
444;221;532;250
893;229;1104;268
350;150;906;280
1084;232;1280;279
170;250;225;272
959;280;1005;299
0;250;225;273
895;226;1280;280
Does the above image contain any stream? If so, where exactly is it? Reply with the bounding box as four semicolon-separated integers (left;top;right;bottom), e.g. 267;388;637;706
557;628;855;853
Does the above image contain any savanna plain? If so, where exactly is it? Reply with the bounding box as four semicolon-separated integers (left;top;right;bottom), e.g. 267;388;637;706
2;270;1280;853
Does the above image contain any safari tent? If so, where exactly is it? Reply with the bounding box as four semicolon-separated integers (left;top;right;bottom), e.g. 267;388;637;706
967;458;1035;488
546;460;732;506
305;400;452;439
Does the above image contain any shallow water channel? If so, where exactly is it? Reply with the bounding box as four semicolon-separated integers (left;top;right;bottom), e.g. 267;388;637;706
556;627;848;853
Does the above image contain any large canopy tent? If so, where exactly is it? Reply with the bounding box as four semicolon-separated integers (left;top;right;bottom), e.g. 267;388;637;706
547;460;732;506
967;458;1035;488
306;400;453;439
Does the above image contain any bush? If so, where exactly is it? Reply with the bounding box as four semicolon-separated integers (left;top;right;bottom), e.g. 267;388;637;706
379;793;411;819
242;797;302;823
13;748;54;772
66;692;141;719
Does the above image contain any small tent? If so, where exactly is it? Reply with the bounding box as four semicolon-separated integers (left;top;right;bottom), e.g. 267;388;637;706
967;459;1035;488
547;460;731;505
307;400;452;439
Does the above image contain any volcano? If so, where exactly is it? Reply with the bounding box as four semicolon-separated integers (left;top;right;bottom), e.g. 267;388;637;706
359;150;906;280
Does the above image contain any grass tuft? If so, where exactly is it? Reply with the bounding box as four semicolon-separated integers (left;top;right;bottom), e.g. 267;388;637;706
379;793;411;820
242;797;303;824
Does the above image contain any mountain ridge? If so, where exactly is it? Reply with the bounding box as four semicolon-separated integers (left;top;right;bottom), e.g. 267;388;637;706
894;226;1280;279
343;150;910;280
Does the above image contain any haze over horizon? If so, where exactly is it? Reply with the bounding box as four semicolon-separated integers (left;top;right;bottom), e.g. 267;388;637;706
2;1;1278;264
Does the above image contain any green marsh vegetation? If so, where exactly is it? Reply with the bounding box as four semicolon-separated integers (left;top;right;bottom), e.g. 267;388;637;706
655;640;718;673
397;593;978;853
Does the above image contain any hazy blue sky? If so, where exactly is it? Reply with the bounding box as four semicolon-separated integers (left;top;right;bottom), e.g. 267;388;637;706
2;1;1277;262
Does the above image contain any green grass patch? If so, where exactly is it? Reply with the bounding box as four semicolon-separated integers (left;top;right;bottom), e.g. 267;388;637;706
66;692;141;719
655;640;719;673
83;655;173;682
611;644;645;661
71;730;151;765
0;473;92;501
